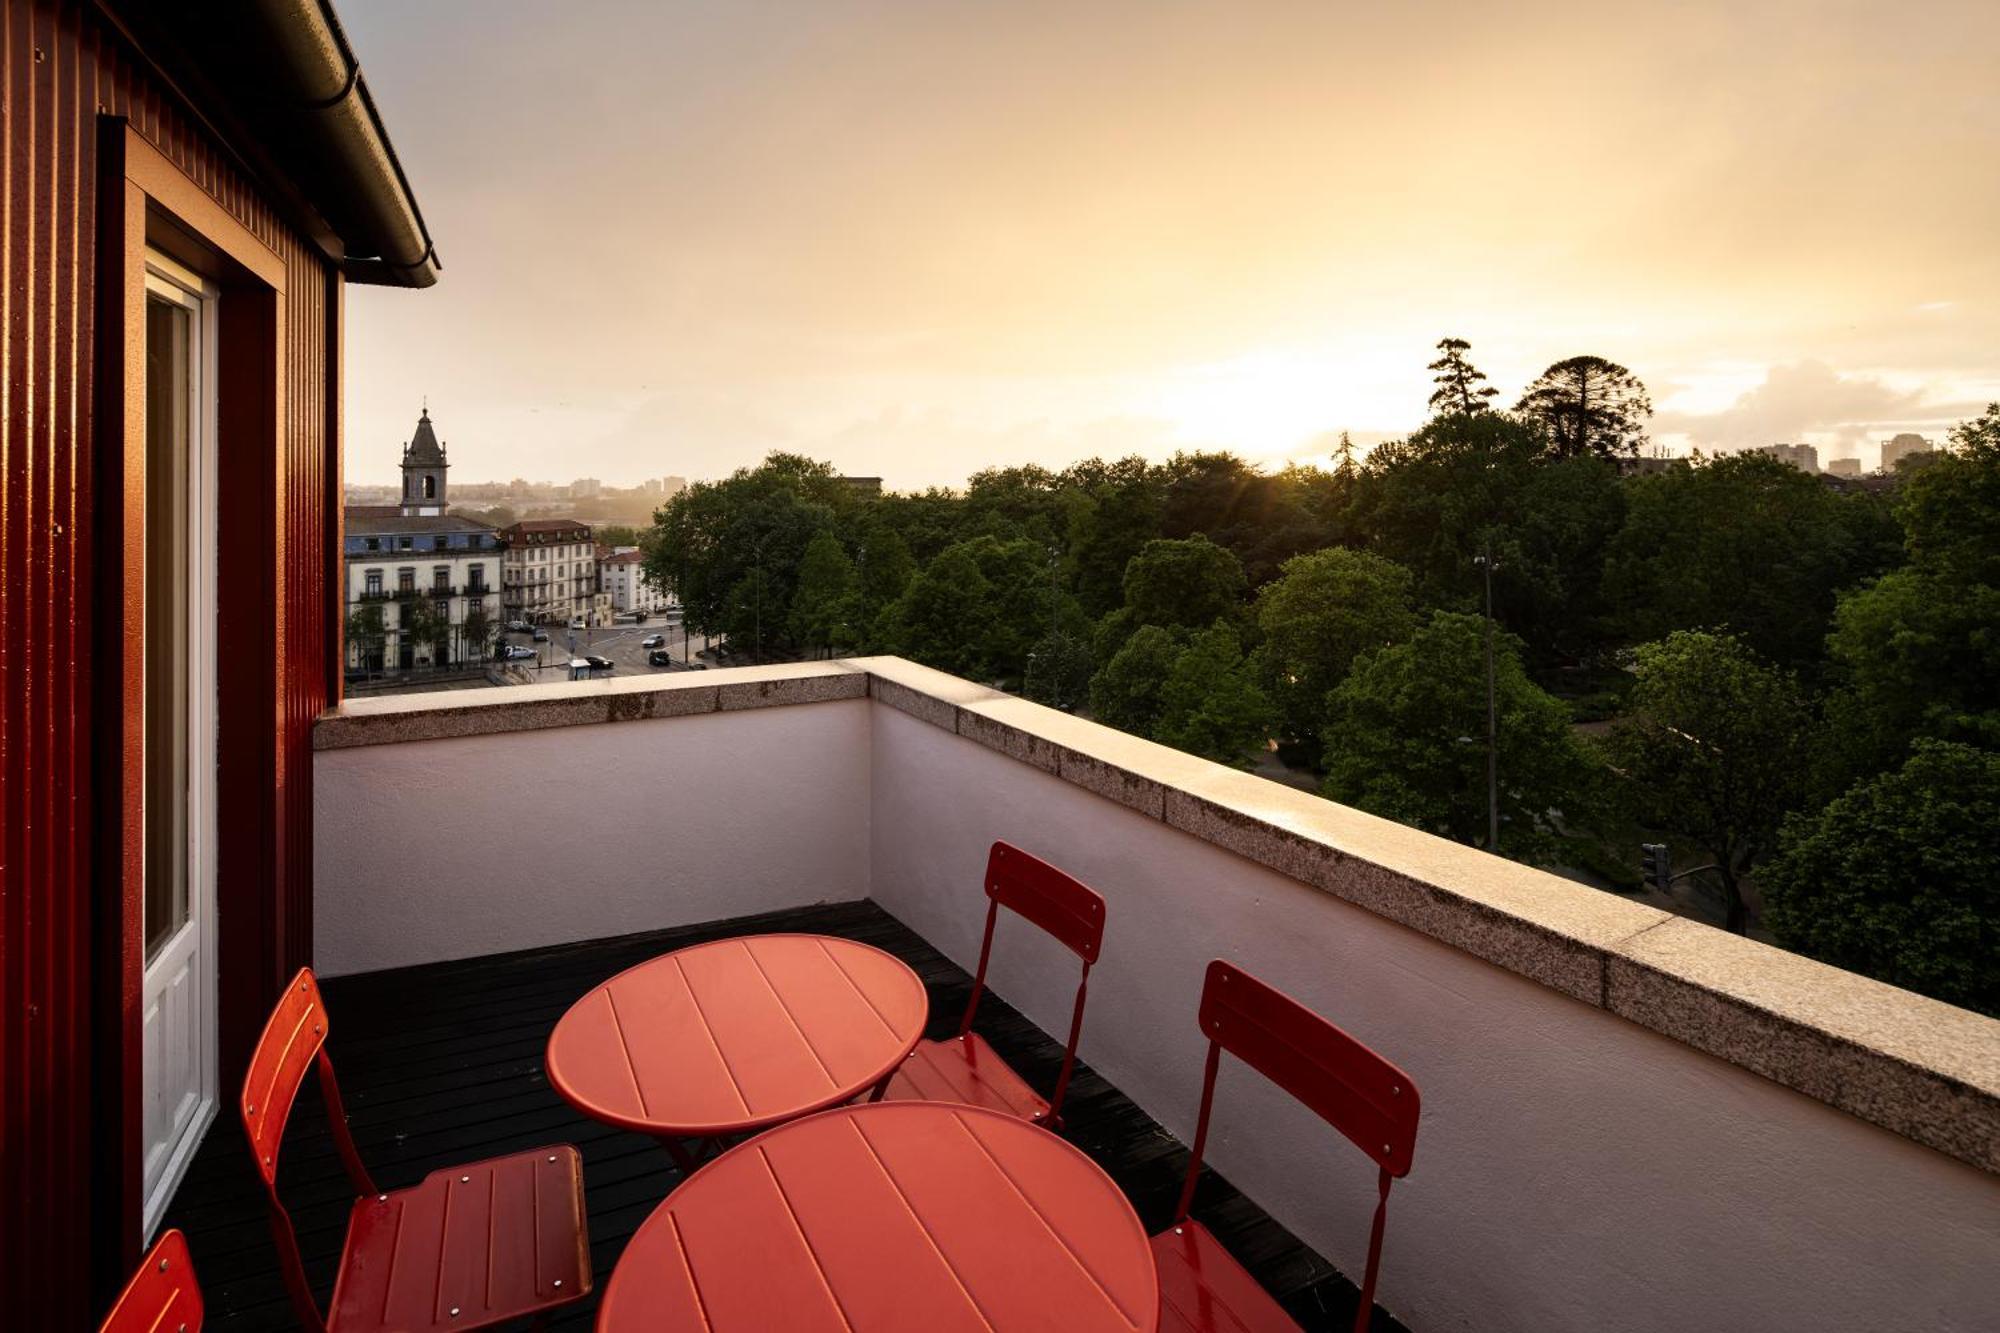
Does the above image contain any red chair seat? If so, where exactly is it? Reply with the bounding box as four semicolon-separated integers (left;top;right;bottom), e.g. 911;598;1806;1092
327;1145;590;1330
1151;1219;1301;1333
883;1033;1052;1123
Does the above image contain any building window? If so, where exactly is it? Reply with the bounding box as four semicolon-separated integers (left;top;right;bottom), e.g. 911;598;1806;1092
399;537;412;550
365;537;379;551
364;569;383;597
398;568;416;594
433;566;450;593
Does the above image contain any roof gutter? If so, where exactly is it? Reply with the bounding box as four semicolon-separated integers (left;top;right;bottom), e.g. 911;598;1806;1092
101;0;440;288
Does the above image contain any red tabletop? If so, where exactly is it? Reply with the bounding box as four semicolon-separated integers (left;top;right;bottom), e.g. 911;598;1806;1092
598;1101;1160;1332
546;934;928;1139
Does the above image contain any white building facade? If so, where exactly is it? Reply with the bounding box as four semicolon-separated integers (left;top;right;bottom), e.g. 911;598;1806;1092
599;548;674;616
500;519;600;625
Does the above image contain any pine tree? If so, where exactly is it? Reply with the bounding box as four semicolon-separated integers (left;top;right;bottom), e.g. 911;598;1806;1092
1427;337;1499;416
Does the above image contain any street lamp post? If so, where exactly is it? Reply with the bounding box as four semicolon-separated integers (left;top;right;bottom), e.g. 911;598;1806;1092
1474;536;1501;854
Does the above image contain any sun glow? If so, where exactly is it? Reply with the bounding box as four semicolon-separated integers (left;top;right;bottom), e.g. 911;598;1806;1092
1140;344;1420;462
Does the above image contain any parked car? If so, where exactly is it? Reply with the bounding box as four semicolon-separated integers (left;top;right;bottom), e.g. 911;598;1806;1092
532;629;549;642
569;616;586;630
501;645;535;661
506;619;532;633
585;655;614;672
641;634;665;648
648;649;674;667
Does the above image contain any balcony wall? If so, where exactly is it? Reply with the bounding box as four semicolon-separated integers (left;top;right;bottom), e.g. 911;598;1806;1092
313;659;2000;1333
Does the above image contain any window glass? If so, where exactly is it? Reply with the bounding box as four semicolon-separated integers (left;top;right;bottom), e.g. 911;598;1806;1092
143;294;191;957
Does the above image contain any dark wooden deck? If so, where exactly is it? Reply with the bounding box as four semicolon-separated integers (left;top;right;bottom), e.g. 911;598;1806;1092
163;900;1404;1330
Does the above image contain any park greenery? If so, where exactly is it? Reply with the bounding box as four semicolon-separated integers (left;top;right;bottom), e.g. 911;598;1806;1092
642;340;2000;1015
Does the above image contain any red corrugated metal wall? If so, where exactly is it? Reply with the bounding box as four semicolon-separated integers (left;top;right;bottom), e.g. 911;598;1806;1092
0;1;336;1323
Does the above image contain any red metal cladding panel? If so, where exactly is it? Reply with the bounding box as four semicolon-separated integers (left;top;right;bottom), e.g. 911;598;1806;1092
1197;961;1421;1177
987;840;1107;962
239;968;329;1185
99;1228;205;1333
0;2;340;1324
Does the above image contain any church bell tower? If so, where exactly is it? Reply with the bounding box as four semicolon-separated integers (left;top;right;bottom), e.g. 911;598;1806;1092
399;406;449;516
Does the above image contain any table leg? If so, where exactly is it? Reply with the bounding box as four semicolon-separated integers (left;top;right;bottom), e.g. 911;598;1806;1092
658;1135;699;1173
867;1072;893;1103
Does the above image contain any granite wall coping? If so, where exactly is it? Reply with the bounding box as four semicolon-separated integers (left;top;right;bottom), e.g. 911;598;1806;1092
314;656;2000;1173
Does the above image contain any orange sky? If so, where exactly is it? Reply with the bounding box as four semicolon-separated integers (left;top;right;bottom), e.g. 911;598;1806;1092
342;0;2000;488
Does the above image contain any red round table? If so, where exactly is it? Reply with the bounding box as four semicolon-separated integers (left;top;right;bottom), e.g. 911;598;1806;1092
546;934;928;1165
598;1101;1160;1332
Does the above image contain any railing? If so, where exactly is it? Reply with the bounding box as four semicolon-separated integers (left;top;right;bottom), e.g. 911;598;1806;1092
311;659;2000;1333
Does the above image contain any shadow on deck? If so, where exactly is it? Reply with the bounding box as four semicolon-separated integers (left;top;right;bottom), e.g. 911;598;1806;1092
164;900;1401;1330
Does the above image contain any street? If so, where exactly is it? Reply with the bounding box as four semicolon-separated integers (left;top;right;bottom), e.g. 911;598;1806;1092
500;616;719;682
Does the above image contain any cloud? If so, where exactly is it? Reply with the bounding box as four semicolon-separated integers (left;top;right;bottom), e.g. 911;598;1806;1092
1655;361;1973;453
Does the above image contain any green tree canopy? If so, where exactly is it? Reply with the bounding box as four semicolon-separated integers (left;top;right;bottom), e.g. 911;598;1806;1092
1089;624;1184;735
1602;452;1901;670
1896;402;2000;584
883;544;995;678
789;529;860;653
1607;631;1811;932
1121;534;1247;635
1251;548;1418;763
1515;356;1653;460
1763;740;2000;1016
1153;624;1276;768
1320;611;1598;860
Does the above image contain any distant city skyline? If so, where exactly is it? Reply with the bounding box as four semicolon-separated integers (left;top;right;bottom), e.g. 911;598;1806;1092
341;1;1998;489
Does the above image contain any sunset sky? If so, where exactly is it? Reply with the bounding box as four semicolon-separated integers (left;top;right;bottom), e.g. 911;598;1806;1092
342;0;2000;489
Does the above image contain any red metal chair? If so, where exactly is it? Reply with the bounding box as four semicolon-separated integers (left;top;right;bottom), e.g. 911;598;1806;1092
884;841;1106;1127
240;969;591;1331
101;1227;203;1333
1153;961;1421;1333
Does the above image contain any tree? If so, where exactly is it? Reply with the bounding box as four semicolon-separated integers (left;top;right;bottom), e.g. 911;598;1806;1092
1607;631;1811;933
1515;356;1653;460
883;544;997;678
1763;741;2000;1016
789;529;859;654
1897;402;2000;585
401;598;452;669
460;604;493;662
595;523;641;548
1023;630;1094;712
1121;535;1247;635
1426;337;1498;417
1251;548;1418;765
1602;452;1901;670
1153;624;1276;768
644;452;849;651
346;604;386;677
1063;456;1164;616
1321;611;1598;860
1089;625;1184;735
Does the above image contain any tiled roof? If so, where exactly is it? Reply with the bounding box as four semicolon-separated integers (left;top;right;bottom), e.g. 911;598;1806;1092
346;511;498;536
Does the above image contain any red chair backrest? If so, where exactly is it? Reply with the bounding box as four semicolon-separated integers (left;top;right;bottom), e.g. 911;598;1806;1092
958;842;1108;1123
241;969;331;1186
1197;959;1420;1176
1174;960;1421;1333
986;841;1106;963
101;1227;203;1333
238;968;376;1333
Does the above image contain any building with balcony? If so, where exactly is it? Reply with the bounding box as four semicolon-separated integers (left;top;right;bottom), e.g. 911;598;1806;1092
500;518;600;625
343;409;501;675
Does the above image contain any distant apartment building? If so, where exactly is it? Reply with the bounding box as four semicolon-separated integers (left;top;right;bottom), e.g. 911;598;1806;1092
601;548;675;616
569;477;603;499
500;518;599;624
344;410;501;675
1752;442;1819;472
1826;457;1863;478
1880;433;1934;471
